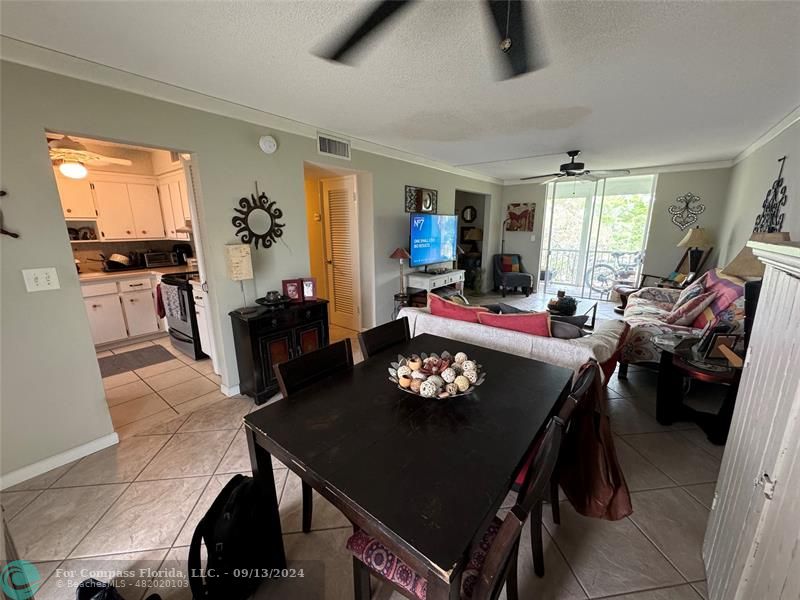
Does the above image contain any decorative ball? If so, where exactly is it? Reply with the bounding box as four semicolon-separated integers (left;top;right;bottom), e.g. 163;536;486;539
397;365;412;378
412;370;427;380
462;360;477;372
428;375;445;389
410;379;422;393
454;352;468;364
463;369;478;384
399;375;413;389
451;363;463;375
454;375;470;392
438;391;450;399
420;380;438;398
407;356;422;371
446;382;459;395
441;368;457;383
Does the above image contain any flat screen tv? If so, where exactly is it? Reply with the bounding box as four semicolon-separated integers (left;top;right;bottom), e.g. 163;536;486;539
409;213;458;267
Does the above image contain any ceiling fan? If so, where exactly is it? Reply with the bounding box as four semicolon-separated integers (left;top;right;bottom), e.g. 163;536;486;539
520;150;631;183
318;0;544;79
48;135;132;180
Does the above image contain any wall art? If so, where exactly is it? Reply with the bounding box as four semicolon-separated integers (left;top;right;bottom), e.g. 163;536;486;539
505;203;535;231
668;192;705;230
232;187;285;249
754;156;788;233
405;185;438;213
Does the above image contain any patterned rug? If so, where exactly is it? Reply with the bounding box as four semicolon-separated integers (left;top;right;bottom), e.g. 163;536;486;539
98;345;175;377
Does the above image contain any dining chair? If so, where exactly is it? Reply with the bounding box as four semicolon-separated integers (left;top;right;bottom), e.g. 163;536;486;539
347;415;564;600
513;360;600;577
357;316;411;359
273;338;354;533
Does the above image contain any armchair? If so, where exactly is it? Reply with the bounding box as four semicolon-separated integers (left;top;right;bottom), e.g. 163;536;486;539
493;254;534;297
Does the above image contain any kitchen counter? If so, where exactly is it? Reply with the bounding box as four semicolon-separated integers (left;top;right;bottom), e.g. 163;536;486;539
79;265;196;282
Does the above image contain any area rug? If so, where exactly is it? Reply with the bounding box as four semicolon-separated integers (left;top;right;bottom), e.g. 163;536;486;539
98;345;175;377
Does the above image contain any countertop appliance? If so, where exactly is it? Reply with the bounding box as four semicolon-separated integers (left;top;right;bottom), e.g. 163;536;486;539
160;271;207;360
144;251;178;268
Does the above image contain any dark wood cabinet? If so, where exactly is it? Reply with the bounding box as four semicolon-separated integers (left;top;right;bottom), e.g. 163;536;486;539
230;300;329;404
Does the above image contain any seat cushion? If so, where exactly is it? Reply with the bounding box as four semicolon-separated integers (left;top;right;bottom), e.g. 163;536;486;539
501;255;520;272
347;517;504;600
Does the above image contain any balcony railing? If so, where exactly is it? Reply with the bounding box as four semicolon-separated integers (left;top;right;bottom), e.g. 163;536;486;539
544;248;642;298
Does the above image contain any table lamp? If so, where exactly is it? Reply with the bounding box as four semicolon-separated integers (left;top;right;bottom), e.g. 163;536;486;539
390;247;411;295
677;227;713;272
722;232;791;277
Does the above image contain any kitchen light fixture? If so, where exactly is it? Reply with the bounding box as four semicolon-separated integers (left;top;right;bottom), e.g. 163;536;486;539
58;160;88;179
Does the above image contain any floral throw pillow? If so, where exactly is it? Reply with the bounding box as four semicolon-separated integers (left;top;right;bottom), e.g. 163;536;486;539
673;280;705;310
664;291;717;326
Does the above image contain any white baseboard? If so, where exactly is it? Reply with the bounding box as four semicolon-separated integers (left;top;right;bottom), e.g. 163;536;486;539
0;432;119;490
220;383;240;397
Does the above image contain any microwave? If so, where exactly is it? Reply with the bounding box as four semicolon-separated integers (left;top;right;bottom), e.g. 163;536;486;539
144;252;178;268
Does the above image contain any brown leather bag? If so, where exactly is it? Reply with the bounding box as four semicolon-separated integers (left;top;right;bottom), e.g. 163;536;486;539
557;369;633;520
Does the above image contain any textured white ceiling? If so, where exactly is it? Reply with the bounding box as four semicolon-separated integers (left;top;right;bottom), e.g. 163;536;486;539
2;0;798;180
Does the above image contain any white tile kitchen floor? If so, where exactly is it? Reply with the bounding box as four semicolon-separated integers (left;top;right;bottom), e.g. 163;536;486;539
3;358;720;599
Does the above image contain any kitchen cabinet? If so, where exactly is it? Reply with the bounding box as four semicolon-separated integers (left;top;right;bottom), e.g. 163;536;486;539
84;294;128;345
94;181;136;240
122;289;160;337
157;171;191;240
128;183;165;239
53;168;97;219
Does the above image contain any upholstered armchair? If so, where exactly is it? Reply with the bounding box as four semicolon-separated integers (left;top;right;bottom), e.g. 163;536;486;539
493;254;534;297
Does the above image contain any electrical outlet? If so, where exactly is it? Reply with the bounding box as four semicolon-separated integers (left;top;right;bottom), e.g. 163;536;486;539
22;268;60;292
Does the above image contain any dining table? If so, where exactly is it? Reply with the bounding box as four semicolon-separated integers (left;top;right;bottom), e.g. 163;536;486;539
244;333;573;599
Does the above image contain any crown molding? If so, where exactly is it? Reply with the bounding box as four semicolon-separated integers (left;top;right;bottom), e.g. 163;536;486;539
735;105;800;164
0;36;502;185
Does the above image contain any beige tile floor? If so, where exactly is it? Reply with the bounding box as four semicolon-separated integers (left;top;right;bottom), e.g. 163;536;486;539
3;345;720;599
466;288;621;322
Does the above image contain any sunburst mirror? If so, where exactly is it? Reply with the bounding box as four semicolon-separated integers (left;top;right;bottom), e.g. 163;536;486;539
232;191;285;249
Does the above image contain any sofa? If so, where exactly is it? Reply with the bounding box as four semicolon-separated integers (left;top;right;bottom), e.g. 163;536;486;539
620;269;746;367
397;306;627;381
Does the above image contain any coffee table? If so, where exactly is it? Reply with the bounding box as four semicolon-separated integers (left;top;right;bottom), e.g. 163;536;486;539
548;299;598;330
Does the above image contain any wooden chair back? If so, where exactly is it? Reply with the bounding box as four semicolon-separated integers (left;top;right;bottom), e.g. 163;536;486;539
471;417;563;600
274;338;353;398
558;360;599;424
357;317;410;359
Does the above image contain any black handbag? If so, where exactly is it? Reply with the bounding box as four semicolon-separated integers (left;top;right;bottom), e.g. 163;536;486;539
75;578;162;600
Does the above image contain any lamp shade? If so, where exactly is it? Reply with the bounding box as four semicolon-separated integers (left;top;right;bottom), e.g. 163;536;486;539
464;228;484;241
722;232;791;277
390;247;411;260
677;227;713;249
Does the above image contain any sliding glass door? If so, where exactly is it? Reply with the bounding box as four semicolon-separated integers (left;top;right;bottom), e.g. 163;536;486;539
539;175;656;300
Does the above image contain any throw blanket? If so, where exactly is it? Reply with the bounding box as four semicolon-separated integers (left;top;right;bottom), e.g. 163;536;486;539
160;283;183;320
558;366;633;520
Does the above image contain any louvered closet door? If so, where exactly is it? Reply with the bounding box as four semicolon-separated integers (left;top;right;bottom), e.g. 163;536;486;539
322;176;360;331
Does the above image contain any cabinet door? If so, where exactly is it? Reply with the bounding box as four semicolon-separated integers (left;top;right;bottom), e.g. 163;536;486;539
84;295;128;345
54;169;96;219
168;180;190;240
295;321;325;356
128;183;165;239
94;181;136;240
158;183;177;238
258;331;294;388
121;290;160;337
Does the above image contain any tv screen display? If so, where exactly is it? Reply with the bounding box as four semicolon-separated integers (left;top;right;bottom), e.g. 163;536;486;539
409;213;458;267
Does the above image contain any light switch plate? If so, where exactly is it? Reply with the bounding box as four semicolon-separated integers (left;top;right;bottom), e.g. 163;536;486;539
22;268;60;292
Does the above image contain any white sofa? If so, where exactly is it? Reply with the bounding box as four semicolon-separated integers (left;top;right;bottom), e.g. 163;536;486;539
397;307;627;377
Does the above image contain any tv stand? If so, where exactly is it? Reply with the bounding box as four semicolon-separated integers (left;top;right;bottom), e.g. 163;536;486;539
407;269;465;294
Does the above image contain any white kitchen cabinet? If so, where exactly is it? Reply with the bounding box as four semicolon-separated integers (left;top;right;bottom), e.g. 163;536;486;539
158;171;190;240
84;294;128;345
127;183;165;239
158;183;177;238
122;289;160;337
53;168;97;219
94;181;136;240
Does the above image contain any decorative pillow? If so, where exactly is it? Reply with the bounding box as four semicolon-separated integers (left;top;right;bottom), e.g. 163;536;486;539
550;314;590;328
550;320;587;339
692;269;745;329
674;279;705;310
501;255;520;273
664;291;717;326
477;311;551;337
428;293;488;323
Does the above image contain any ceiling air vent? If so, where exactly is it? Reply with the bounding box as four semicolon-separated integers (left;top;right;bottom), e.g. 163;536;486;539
317;133;351;160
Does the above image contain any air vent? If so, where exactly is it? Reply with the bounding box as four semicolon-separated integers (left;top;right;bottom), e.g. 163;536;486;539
317;133;351;160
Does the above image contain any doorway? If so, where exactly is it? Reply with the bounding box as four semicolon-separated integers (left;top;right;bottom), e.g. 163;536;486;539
539;175;656;300
303;163;363;335
455;190;490;294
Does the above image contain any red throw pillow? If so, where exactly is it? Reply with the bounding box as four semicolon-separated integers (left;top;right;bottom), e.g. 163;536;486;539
477;311;551;337
428;293;489;323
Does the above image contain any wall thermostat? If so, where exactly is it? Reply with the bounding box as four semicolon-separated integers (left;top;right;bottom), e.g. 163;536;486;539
259;135;278;154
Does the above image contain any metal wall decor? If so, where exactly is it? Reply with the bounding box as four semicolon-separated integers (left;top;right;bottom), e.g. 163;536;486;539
669;192;705;230
405;185;438;213
232;184;285;249
754;156;788;233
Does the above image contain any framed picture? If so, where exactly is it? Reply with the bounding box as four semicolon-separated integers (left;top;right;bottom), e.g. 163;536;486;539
461;205;477;223
505;203;535;231
705;334;740;359
302;277;317;301
282;278;304;303
404;185;438;213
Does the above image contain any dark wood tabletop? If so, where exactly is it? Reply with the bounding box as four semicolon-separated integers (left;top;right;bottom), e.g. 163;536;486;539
244;333;572;590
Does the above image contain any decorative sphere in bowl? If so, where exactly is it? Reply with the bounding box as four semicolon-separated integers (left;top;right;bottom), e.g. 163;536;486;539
454;375;470;392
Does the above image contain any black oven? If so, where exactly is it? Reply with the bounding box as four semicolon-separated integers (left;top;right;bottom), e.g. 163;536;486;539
160;272;207;360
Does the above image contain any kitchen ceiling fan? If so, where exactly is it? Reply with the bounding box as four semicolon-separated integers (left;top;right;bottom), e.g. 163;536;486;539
318;0;544;79
520;150;631;183
48;135;132;179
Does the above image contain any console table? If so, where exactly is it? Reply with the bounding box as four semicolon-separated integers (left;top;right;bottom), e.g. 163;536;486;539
406;269;465;293
230;300;329;404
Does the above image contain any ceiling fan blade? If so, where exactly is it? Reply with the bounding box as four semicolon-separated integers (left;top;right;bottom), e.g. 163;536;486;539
486;0;544;79
319;0;415;64
586;169;632;177
88;155;133;166
520;172;562;182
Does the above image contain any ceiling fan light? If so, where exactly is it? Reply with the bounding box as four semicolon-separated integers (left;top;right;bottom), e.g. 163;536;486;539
59;160;88;179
